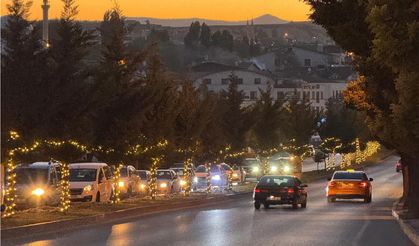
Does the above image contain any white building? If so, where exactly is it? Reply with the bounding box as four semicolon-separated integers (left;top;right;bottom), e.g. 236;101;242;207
190;62;349;111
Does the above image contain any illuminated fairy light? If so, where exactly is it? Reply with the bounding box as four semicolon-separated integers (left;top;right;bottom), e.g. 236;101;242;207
206;163;211;194
149;157;161;200
183;158;192;196
111;164;122;204
3;156;17;218
59;162;71;212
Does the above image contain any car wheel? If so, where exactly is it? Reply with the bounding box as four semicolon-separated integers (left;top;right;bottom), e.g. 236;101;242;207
264;202;270;209
301;199;307;208
364;194;372;203
254;201;261;209
327;196;335;203
95;192;101;203
292;200;298;209
127;186;133;197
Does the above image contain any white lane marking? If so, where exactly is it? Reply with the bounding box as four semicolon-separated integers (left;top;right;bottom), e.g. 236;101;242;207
352;220;370;246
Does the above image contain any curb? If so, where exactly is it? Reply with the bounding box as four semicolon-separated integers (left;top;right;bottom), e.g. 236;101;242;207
392;201;419;246
1;192;251;241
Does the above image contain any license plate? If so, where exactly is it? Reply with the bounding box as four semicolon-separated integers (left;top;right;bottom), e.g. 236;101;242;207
267;196;281;201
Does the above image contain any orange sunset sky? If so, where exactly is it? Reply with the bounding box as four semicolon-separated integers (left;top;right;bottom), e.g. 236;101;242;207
1;0;311;21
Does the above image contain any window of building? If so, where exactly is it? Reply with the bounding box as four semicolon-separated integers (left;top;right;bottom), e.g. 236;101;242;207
237;78;243;84
321;91;324;99
296;91;301;99
312;91;315;100
304;59;311;67
316;91;320;103
221;78;229;85
277;91;285;99
250;91;257;100
254;78;261;84
203;78;211;85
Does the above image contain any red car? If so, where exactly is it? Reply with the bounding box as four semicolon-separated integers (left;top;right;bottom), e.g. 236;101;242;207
396;160;402;172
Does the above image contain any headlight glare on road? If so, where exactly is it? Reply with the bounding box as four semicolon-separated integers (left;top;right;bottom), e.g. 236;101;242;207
271;166;278;172
160;183;167;188
283;165;290;173
31;188;45;197
212;175;221;181
252;166;259;173
83;185;92;192
118;181;125;188
180;180;187;186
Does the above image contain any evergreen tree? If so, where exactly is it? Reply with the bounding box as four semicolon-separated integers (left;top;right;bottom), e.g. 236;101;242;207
219;73;249;152
200;22;211;47
1;0;46;154
184;21;201;48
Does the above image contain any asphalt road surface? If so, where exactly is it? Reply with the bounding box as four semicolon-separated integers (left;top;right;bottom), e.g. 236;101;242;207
5;156;413;246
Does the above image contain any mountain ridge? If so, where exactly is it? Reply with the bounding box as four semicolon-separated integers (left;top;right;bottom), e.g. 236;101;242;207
127;14;288;27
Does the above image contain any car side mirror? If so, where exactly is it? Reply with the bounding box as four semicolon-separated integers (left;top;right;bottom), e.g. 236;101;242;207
300;184;308;188
327;177;331;181
369;178;373;181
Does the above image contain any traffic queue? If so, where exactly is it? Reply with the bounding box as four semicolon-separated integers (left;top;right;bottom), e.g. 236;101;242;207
2;160;249;208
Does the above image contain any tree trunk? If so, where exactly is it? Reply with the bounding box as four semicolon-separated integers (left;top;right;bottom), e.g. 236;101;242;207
403;155;419;218
400;155;409;206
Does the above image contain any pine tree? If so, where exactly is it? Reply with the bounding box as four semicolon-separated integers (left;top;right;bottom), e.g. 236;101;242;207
184;21;201;48
1;0;46;153
200;22;211;47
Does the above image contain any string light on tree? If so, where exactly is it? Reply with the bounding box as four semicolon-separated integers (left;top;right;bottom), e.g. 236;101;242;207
59;162;71;212
183;158;193;196
111;163;122;204
149;157;161;199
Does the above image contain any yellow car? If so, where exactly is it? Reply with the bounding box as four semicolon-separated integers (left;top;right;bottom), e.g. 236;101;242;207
326;170;373;203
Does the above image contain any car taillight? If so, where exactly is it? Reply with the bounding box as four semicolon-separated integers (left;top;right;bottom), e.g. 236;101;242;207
329;181;336;187
287;188;294;194
359;182;368;188
254;188;261;193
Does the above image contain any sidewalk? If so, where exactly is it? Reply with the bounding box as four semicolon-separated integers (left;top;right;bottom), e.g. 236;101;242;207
392;201;419;246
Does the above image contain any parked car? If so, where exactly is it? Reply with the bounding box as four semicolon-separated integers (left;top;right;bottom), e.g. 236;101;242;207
231;164;245;183
69;163;113;202
220;163;233;177
396;160;402;172
194;165;208;190
253;175;308;209
170;167;196;191
117;165;141;196
156;169;181;194
14;162;61;206
135;170;151;195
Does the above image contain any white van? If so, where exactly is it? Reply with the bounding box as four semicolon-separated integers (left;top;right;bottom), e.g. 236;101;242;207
69;163;113;202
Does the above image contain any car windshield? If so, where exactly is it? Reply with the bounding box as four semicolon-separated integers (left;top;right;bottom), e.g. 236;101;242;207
120;167;128;177
16;168;49;185
196;165;207;173
137;171;147;179
232;165;239;170
157;171;172;179
210;165;220;173
259;176;295;187
172;168;186;176
70;169;97;182
333;172;367;180
221;165;231;171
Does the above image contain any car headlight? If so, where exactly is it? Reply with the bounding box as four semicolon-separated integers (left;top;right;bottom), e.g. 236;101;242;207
180;180;187;186
212;175;221;181
160;183;167;188
271;166;278;172
193;177;198;183
290;156;295;161
283;165;290;173
83;185;92;192
118;181;125;188
31;188;45;197
139;184;146;189
252;166;259;173
232;173;238;177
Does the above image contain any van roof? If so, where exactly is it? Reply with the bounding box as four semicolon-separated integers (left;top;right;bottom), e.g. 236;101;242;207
69;162;108;169
18;162;60;169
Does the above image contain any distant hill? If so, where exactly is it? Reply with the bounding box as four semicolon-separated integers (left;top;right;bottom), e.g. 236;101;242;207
127;14;288;27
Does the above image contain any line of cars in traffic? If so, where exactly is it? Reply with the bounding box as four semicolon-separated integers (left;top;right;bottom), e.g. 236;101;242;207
3;161;248;207
252;169;375;209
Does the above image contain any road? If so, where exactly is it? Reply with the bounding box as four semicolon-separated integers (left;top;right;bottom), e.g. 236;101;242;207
5;156;413;246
